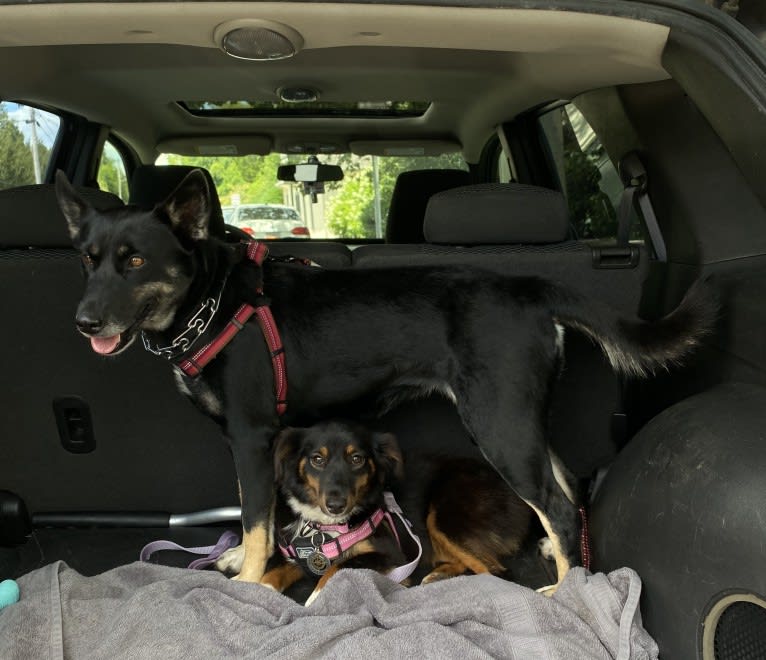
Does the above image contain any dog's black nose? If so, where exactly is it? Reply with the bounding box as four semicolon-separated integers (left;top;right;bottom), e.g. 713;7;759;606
325;496;347;515
76;314;104;335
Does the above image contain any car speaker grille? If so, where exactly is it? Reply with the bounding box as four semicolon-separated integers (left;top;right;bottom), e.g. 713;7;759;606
714;601;766;660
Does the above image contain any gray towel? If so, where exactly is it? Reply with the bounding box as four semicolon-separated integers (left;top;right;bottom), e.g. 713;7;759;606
0;561;658;659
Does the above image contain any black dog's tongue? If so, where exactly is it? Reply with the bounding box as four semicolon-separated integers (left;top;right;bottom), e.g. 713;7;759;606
90;334;120;355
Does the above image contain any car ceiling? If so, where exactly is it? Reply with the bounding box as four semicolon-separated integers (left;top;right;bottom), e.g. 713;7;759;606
0;2;670;162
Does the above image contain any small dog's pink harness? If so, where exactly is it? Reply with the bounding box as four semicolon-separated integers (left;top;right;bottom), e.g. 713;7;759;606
278;492;422;583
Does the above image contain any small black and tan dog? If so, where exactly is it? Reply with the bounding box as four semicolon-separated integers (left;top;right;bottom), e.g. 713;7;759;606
258;419;537;605
56;168;717;589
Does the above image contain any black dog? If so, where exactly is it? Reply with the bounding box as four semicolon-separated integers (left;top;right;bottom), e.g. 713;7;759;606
260;419;536;605
56;169;716;587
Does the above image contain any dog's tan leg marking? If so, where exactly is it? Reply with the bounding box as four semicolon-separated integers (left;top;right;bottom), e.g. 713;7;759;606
233;523;270;583
304;539;377;606
304;565;341;606
525;502;571;595
421;507;493;585
261;563;304;593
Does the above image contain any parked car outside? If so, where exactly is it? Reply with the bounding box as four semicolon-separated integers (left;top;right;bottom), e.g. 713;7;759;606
228;203;310;239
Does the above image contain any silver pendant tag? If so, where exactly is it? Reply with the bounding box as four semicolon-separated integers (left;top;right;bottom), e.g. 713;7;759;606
307;551;331;575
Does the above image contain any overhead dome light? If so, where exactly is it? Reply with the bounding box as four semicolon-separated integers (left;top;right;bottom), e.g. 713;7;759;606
214;20;304;61
279;87;319;103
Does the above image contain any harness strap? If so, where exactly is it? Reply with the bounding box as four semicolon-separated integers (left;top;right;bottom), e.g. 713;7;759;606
278;492;422;584
279;508;388;561
175;240;288;416
579;505;591;571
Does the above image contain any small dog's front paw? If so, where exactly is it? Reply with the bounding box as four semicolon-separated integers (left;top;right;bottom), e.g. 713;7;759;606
421;570;450;585
535;583;558;597
215;544;245;576
538;537;555;562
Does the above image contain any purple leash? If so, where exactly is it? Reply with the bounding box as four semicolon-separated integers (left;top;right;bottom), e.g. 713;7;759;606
383;491;422;584
140;530;240;569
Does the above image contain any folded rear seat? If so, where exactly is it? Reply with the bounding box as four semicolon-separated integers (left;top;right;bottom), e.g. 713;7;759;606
0;182;237;515
355;183;650;478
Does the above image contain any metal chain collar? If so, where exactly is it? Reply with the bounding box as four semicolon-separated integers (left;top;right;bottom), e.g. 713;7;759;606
141;284;225;360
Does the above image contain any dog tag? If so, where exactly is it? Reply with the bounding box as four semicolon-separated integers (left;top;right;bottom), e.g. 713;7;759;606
307;551;331;575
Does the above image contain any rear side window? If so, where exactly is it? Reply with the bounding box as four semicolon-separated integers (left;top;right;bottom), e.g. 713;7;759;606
97;140;129;202
0;101;61;190
538;103;622;240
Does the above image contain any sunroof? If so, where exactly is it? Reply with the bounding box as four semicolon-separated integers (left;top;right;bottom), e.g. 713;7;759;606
179;100;430;118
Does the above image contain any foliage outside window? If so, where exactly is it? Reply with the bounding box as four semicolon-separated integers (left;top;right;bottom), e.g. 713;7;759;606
0;101;60;190
97;141;129;202
539;103;631;240
158;152;467;239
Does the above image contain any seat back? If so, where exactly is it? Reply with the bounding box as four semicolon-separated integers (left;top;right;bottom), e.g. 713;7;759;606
129;164;227;239
385;169;471;243
0;183;236;514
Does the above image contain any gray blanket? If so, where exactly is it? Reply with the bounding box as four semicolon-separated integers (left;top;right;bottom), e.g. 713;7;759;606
0;562;657;659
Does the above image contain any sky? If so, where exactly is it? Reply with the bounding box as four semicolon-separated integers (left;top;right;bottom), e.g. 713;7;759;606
2;101;61;149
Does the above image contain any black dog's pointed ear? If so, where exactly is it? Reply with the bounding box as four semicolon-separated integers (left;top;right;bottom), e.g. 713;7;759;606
273;427;302;484
55;170;90;242
160;169;210;242
374;432;404;483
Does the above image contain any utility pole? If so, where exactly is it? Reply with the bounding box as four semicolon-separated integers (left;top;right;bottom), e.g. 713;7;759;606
372;155;382;238
28;107;41;184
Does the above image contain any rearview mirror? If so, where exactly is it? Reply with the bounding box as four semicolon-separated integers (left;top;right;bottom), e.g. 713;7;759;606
277;162;344;184
277;156;343;203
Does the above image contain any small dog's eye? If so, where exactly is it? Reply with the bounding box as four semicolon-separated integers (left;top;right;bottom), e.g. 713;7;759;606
129;255;145;268
81;254;94;267
350;454;365;466
309;454;326;469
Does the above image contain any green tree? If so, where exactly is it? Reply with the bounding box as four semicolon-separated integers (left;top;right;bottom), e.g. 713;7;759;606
325;153;466;238
0;109;35;189
561;116;617;239
326;169;375;237
165;153;283;205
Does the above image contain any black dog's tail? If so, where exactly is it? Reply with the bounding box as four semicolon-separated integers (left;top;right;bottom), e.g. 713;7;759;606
551;278;719;378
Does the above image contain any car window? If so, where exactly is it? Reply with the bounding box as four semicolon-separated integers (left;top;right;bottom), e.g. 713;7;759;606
157;152;468;239
97;140;129;202
0;101;61;190
538;103;625;240
238;206;300;222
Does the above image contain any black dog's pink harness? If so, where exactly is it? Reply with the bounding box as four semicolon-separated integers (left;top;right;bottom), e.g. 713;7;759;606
142;240;288;415
175;241;287;414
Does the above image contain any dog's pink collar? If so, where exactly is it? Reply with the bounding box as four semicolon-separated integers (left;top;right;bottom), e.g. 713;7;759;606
279;507;394;563
278;492;423;583
175;241;288;416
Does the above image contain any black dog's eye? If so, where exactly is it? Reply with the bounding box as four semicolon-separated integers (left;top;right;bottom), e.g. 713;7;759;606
349;454;365;467
81;254;94;268
128;255;145;268
309;454;326;469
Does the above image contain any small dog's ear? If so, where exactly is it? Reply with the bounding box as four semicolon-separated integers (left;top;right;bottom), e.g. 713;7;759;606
373;432;404;483
55;170;90;242
272;427;301;484
160;169;210;242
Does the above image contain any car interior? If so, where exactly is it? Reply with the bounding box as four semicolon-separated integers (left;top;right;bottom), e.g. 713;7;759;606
1;2;765;657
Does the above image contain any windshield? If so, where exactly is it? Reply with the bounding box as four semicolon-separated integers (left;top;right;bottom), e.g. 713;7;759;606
156;152;468;240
